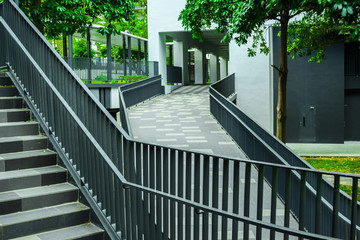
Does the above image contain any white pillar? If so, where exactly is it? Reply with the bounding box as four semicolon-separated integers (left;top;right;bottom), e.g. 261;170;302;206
159;34;171;93
220;57;228;79
195;49;206;84
210;54;219;84
173;41;189;85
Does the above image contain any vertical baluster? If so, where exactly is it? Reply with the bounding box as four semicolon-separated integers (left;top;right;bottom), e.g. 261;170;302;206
136;143;144;239
155;147;162;239
244;162;251;240
222;159;229;240
185;152;192;240
170;150;176;239
124;140;132;240
212;157;219;240
129;142;138;240
178;151;184;240
256;165;264;240
299;171;306;240
315;173;322;234
143;144;150;239
270;167;278;240
284;169;291;240
194;154;201;240
163;148;169;239
350;177;358;240
203;156;210;240
149;145;156;239
332;175;339;238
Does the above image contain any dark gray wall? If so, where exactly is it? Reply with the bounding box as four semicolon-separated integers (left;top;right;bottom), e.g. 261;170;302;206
272;27;344;143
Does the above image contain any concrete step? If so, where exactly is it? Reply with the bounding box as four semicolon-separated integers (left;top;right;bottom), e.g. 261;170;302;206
0;183;78;215
0;135;48;154
0;150;57;172
0;122;38;138
0;166;67;192
12;223;105;240
0;86;19;97
0;76;12;86
0;202;90;240
0;109;30;123
0;97;23;109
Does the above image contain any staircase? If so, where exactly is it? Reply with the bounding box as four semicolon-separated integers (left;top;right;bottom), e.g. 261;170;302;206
0;74;104;239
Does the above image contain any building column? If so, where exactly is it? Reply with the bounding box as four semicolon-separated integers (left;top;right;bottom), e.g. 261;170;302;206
144;41;148;76
122;35;127;76
68;35;74;69
128;36;132;75
106;34;112;82
173;40;189;85
195;49;206;84
159;34;168;91
209;54;219;84
86;27;92;83
219;57;228;79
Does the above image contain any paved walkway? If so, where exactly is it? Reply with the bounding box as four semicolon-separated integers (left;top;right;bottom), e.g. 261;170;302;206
128;85;246;159
127;86;298;239
287;141;360;157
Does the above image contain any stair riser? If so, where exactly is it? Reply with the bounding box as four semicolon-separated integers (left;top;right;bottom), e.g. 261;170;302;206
0;77;12;86
72;232;105;240
0;110;30;123
0;98;23;109
0;154;57;172
0;138;47;154
0;189;78;215
0;87;19;97
1;209;90;239
0;171;66;192
0;124;38;138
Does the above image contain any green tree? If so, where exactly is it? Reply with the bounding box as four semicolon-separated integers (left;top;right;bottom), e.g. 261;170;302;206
73;39;95;58
179;0;360;143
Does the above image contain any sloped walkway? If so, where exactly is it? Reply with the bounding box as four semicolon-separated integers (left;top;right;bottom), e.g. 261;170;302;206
128;85;246;159
127;85;299;239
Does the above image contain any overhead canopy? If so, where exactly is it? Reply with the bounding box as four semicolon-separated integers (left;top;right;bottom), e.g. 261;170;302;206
73;24;147;51
161;30;229;60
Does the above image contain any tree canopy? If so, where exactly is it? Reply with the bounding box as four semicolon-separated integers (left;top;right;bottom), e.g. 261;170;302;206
19;0;135;38
179;0;360;143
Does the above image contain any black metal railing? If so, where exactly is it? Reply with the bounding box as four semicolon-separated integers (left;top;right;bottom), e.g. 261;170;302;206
0;0;358;239
210;74;360;239
167;65;182;84
1;16;337;240
119;75;163;108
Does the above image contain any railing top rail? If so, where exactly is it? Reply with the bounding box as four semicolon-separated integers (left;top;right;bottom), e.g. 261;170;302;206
0;17;128;186
2;0;131;140
119;75;161;92
133;137;360;179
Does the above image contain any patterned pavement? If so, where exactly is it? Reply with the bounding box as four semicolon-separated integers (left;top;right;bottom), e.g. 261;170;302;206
126;85;298;239
128;85;246;159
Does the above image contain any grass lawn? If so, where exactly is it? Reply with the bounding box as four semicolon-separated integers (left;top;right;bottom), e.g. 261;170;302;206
303;157;360;200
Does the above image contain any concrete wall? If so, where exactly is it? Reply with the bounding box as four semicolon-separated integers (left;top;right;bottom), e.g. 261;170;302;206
272;27;344;143
229;31;272;132
148;0;186;93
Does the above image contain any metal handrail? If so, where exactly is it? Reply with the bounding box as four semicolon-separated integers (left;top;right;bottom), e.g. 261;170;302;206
0;0;358;238
210;74;360;239
0;19;336;240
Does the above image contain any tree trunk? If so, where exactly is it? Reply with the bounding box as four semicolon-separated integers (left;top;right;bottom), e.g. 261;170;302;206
31;0;43;33
276;14;289;143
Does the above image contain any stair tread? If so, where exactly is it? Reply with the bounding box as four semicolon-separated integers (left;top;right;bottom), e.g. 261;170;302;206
0;165;66;180
0;183;77;203
12;223;104;240
0;109;29;112
0;149;55;160
0;202;89;226
0;96;22;100
0;121;37;127
0;135;46;143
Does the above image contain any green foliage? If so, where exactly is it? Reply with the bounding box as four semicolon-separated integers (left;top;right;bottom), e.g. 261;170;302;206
73;39;95;58
19;0;135;39
89;74;147;84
